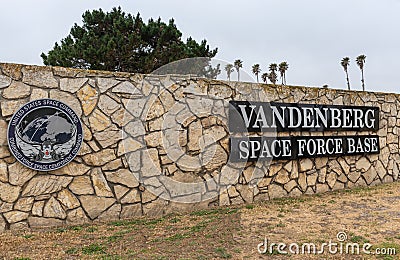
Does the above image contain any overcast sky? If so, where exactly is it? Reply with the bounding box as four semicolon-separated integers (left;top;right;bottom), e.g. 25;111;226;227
1;0;399;93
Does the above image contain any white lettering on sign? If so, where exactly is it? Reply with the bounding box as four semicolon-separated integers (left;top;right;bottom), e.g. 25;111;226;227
231;136;379;162
230;101;379;132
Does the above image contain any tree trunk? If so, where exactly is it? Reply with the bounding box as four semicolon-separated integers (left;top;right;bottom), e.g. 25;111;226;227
361;69;365;91
346;70;350;90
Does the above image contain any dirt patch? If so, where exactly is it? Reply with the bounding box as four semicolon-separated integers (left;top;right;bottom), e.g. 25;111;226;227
1;182;400;259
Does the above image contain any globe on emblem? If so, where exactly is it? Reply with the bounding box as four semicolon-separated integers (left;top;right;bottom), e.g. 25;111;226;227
16;112;77;163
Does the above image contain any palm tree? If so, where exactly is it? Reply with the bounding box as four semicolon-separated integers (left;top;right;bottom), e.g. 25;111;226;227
234;59;243;81
341;57;351;90
268;63;278;85
267;73;277;85
252;64;261;83
278;62;289;85
224;64;234;81
356;55;366;91
261;73;269;83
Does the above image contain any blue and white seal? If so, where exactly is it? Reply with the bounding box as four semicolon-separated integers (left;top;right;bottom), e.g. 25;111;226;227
7;99;83;171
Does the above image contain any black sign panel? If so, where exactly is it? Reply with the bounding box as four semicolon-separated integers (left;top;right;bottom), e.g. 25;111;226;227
230;135;380;162
229;101;380;133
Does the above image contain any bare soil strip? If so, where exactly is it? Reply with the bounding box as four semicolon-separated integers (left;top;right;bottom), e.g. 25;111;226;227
1;182;400;260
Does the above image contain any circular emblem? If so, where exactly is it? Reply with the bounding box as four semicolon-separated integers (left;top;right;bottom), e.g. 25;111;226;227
7;99;83;171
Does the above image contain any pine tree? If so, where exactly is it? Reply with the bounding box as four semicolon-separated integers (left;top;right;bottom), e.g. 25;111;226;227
41;7;218;75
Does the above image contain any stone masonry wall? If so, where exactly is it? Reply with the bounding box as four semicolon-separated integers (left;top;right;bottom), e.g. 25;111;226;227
0;62;398;231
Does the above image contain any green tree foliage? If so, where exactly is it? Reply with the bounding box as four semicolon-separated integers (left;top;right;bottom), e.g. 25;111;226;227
268;63;278;85
261;72;268;83
41;7;218;76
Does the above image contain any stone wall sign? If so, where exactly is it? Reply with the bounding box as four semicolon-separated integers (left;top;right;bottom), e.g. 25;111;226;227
0;62;397;231
7;98;83;171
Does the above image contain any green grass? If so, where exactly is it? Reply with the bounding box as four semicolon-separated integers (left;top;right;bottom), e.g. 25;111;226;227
214;247;231;259
82;243;106;255
107;234;123;243
276;221;285;228
377;256;394;260
70;225;83;231
245;204;254;209
277;207;291;213
101;255;123;260
342;186;372;194
109;216;166;228
56;227;67;233
110;219;146;227
86;226;98;232
105;229;134;243
261;247;286;255
154;256;168;260
22;234;34;239
349;235;370;244
150;238;162;243
65;247;79;254
146;218;165;226
190;208;238;217
190;222;208;233
169;217;181;223
165;233;190;241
